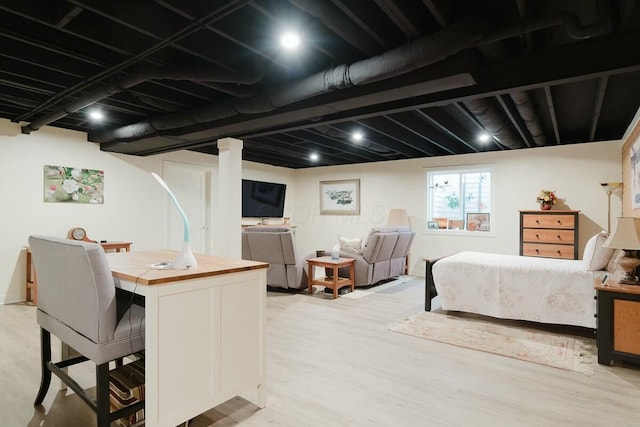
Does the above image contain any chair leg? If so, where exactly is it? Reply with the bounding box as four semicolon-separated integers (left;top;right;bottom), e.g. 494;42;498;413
34;328;52;406
96;362;111;427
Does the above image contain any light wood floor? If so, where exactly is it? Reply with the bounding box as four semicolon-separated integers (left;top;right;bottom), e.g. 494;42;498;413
3;277;640;426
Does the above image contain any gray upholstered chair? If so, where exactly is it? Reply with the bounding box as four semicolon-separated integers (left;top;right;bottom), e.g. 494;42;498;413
241;226;314;290
331;227;416;287
28;235;145;427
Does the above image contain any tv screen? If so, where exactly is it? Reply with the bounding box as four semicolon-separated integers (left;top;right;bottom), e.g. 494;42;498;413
242;179;286;218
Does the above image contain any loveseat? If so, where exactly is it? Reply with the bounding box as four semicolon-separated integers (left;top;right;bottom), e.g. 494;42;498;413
328;226;415;287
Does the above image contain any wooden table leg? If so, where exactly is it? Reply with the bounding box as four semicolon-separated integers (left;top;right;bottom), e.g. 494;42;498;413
332;265;338;299
350;263;355;293
308;262;314;294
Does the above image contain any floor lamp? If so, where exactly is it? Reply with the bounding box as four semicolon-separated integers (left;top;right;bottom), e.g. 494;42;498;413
600;182;622;233
386;208;411;228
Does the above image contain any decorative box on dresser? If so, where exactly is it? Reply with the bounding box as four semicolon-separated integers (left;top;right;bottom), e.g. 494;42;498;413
519;210;580;260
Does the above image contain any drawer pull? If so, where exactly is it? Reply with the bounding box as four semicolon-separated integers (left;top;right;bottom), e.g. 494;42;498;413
536;234;540;239
557;220;561;224
557;235;561;239
557;250;561;254
535;220;540;224
535;249;540;253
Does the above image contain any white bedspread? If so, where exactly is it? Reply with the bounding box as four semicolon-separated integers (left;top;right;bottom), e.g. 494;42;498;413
432;251;605;328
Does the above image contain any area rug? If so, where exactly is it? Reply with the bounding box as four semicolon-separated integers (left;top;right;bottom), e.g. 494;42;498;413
388;311;596;375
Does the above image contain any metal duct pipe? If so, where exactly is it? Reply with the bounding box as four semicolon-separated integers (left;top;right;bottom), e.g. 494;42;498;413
92;16;489;143
563;0;609;39
462;98;523;149
509;91;546;146
20;65;263;134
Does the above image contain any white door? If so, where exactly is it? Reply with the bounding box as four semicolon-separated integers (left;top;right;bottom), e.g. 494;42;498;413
162;162;212;254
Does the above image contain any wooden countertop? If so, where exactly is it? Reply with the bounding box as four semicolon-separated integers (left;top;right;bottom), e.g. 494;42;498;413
106;250;268;285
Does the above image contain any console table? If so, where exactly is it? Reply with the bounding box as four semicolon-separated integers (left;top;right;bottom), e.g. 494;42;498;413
595;279;640;366
307;256;355;298
107;250;268;427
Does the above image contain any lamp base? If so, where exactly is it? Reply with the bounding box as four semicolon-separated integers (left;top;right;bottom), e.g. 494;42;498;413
619;278;640;286
173;242;198;270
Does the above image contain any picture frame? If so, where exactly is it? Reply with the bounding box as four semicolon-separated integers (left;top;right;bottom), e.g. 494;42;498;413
320;179;360;215
466;213;490;231
43;165;104;204
427;221;439;230
448;219;465;230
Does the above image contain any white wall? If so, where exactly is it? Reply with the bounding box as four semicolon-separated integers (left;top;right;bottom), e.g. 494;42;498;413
290;140;623;275
0;115;623;303
0;120;295;303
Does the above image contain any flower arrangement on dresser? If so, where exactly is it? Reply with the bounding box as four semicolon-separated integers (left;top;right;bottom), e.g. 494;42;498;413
536;189;557;210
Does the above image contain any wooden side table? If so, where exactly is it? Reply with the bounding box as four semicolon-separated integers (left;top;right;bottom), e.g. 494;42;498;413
99;241;132;252
595;279;640;366
307;256;355;299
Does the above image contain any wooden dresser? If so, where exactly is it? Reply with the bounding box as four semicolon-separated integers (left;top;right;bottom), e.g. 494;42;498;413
519;210;579;260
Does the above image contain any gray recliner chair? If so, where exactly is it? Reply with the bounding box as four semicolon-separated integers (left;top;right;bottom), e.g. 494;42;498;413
331;227;416;287
28;235;145;427
241;226;314;290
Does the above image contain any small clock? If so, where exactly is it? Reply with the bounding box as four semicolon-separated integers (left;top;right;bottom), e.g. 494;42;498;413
67;227;95;242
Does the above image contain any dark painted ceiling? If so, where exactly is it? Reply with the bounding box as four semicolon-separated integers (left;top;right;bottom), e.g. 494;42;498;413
1;0;640;168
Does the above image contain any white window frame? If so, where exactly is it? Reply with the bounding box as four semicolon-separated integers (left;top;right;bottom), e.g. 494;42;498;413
424;164;495;236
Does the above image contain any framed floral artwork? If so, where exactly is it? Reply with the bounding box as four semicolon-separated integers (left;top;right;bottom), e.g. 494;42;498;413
320;179;360;215
43;165;104;204
466;212;490;231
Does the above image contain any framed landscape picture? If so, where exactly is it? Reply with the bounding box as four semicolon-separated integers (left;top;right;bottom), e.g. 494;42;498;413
320;179;360;215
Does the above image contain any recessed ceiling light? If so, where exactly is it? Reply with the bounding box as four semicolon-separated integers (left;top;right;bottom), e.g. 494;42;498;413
309;152;319;162
478;132;491;143
352;131;363;142
89;109;104;121
280;31;300;50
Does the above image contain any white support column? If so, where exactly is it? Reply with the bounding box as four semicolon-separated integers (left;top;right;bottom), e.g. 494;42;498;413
217;137;243;258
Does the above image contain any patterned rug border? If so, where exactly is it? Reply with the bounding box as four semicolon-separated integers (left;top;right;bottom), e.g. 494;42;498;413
389;311;596;376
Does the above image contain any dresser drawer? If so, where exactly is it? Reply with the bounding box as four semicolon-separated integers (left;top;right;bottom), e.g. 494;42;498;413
522;229;575;244
522;214;575;229
522;243;575;259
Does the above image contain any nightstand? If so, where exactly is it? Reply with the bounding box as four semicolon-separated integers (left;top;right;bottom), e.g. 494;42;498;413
594;279;640;366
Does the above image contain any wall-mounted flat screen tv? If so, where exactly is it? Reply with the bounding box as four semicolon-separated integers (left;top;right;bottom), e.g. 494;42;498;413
242;179;286;218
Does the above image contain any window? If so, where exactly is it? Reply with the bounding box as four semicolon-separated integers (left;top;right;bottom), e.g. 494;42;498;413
425;166;492;232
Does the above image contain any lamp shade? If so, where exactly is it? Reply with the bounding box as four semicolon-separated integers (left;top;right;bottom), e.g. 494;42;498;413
386;208;410;227
603;217;640;250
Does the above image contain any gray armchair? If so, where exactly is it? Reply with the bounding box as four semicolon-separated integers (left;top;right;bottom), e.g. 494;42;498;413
241;226;314;290
28;235;145;427
331;226;415;287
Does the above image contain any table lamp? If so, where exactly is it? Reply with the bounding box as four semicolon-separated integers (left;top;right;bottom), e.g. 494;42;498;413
151;172;198;270
603;217;640;285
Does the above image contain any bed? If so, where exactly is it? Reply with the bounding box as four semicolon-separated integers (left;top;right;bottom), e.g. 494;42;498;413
424;234;613;329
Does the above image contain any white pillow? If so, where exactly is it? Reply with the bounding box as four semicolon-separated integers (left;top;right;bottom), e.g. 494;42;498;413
339;236;363;254
583;231;613;271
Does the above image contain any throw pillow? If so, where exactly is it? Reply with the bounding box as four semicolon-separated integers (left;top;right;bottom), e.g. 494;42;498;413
339;236;363;253
583;231;613;271
605;249;627;279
